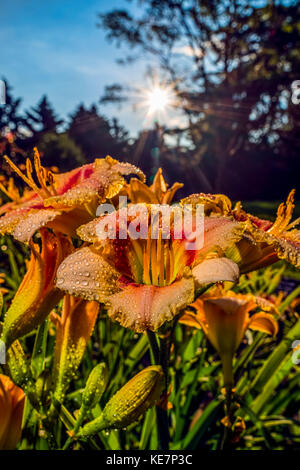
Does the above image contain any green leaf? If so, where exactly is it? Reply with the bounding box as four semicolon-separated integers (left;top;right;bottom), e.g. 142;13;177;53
31;318;49;378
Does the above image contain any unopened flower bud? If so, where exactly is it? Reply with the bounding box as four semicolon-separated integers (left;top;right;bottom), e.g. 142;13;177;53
82;362;108;410
79;366;164;437
6;340;34;391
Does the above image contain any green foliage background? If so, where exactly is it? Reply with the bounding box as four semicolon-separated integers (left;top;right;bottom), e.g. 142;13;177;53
1;231;299;450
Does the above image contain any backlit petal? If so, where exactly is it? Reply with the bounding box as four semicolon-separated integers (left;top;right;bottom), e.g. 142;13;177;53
0;208;62;242
192;257;239;287
178;312;203;329
55;246;121;301
199;217;245;257
0;374;25;450
249;227;300;268
106;276;195;332
45;156;145;208
180;193;232;215
247;312;278;336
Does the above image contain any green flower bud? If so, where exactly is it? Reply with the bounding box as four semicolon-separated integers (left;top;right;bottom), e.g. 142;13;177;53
6;340;34;391
82;362;108;410
6;340;41;409
78;366;164;437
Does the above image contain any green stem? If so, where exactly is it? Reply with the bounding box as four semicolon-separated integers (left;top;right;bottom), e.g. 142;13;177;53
220;353;234;450
156;335;170;450
221;353;234;388
146;330;169;450
156;406;169;451
147;330;160;364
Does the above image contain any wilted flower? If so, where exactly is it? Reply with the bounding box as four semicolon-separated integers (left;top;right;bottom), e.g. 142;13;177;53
56;206;244;332
50;295;99;402
0;374;25;450
180;288;278;386
182;190;300;272
78;366;164;436
0;151;145;242
1;229;73;348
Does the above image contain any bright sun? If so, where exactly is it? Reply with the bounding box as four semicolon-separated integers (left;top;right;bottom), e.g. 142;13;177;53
144;85;175;116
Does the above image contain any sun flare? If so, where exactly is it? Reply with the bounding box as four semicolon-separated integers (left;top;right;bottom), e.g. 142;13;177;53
145;86;174;114
140;82;176;120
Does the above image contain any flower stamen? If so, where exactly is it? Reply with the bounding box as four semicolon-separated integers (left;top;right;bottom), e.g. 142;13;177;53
4;148;58;201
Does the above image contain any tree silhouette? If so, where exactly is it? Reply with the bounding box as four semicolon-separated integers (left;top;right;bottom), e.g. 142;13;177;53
98;0;300;199
67;104;129;162
25;95;64;134
0;79;25;135
37;132;85;171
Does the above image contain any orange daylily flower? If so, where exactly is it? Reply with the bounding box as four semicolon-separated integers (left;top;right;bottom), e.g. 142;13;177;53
180;288;278;386
55;207;244;333
0;374;25;450
182;190;300;272
50;295;99;402
1;228;73;348
0;151;145;242
126;168;183;204
231;191;300;272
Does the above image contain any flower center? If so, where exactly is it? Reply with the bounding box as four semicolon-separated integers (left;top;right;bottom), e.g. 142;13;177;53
130;228;188;287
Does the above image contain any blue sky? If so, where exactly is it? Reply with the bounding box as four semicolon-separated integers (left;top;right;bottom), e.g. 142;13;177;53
1;0;150;135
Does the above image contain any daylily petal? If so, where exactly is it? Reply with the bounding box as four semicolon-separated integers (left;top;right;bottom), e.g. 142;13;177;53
55;246;121;301
126;168;183;204
0;374;25;450
248;227;300;268
0;208;62;242
247;312;278;336
226;238;279;273
161;182;183;204
180;193;232;215
252;296;280;317
51;162;95;195
106;275;195;332
268;189;296;234
192;257;239;287
198;217;245;257
229;190;300;272
200;299;251;355
45;157;145;208
127;178;160;203
76;216;106;243
46;207;97;238
178;312;203;329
